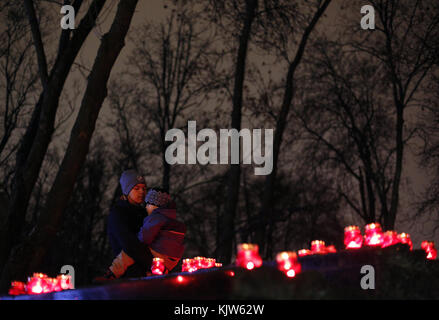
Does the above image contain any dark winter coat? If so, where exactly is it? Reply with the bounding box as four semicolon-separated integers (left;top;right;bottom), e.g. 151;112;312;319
138;202;186;259
107;199;151;273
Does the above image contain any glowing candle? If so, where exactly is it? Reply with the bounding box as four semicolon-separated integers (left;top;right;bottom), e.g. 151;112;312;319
151;257;165;275
364;223;384;246
236;243;263;270
215;263;222;268
205;258;216;268
182;258;197;272
421;241;437;260
193;256;206;269
326;245;337;253
27;273;51;294
298;249;311;257
397;233;413;250
276;251;301;278
344;226;363;249
382;230;400;248
311;240;327;254
8;281;26;296
56;274;73;290
48;277;62;292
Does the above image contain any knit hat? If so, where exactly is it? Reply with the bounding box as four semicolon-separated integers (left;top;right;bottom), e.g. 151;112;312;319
144;188;171;207
119;170;146;195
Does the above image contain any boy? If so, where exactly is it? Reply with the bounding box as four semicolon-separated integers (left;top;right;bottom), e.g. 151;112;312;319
106;188;186;279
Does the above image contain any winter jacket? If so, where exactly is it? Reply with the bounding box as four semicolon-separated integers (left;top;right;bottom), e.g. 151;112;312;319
107;199;151;274
138;203;186;270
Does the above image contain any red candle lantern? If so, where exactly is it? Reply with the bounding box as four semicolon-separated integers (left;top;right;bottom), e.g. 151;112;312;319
151;257;165;275
215;262;222;268
194;256;206;269
9;281;27;296
205;258;216;268
311;240;327;254
298;249;311;257
397;233;413;250
48;277;62;292
27;273;51;294
276;251;301;278
382;230;400;248
236;243;263;270
56;274;73;290
182;258;198;272
326;245;337;253
364;223;384;246
344;226;363;249
421;241;437;260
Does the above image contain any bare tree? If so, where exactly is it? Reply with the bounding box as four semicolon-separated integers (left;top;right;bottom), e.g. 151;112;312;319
125;6;221;191
0;0;140;291
297;40;395;228
253;0;332;258
199;0;259;265
0;0;108;275
348;0;438;229
416;72;439;233
296;0;439;231
0;2;38;184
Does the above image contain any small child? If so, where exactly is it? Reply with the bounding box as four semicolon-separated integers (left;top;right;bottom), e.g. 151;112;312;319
107;188;186;278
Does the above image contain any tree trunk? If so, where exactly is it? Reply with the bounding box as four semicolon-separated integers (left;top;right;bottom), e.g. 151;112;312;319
0;0;107;272
216;0;258;264
256;0;332;257
386;106;404;230
0;0;139;291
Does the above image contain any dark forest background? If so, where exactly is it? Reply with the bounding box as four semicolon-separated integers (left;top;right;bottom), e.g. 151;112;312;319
0;0;438;291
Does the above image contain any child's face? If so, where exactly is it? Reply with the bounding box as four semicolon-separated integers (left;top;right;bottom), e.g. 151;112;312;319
146;203;158;215
127;184;147;205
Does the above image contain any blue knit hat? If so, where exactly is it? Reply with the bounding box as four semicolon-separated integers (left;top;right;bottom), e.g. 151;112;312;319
144;188;171;207
120;170;146;195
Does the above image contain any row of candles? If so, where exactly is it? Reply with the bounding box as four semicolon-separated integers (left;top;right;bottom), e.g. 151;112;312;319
9;223;437;295
151;256;223;276
8;273;73;296
232;222;437;278
343;223;416;250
